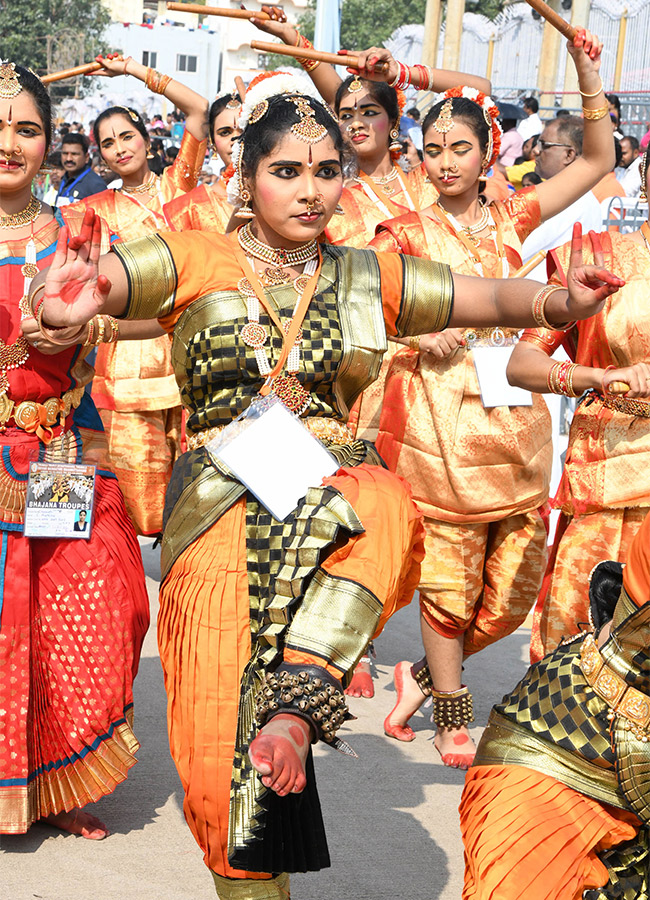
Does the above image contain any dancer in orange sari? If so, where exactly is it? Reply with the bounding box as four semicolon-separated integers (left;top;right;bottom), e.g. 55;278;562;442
0;63;148;841
70;52;208;535
460;508;650;900
354;30;614;767
508;153;650;662
35;75;620;898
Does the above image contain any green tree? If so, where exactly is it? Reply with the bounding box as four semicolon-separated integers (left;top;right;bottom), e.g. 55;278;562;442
0;0;109;95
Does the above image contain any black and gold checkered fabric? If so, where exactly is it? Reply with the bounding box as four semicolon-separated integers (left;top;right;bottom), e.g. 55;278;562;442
584;829;649;900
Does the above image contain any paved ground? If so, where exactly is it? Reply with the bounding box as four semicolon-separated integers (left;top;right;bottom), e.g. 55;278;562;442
0;539;532;900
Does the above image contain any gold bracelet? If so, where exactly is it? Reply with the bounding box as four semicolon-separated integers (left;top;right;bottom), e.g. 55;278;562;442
83;318;95;347
582;104;610;121
105;316;120;343
579;81;604;98
532;285;564;330
28;282;46;317
409;335;421;352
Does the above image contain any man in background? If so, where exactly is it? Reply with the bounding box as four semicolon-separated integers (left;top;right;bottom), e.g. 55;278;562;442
56;133;106;206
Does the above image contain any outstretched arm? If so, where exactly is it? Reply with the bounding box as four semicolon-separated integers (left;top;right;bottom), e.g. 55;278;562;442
535;30;614;222
95;53;209;141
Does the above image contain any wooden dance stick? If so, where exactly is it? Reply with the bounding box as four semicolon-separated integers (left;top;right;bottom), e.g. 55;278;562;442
524;0;577;41
512;250;547;279
42;62;102;84
250;40;390;74
166;3;270;20
234;76;246;102
608;381;631;394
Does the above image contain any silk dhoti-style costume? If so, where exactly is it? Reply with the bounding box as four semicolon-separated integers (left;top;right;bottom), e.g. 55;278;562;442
0;213;149;831
522;232;650;661
110;229;454;881
70;129;206;535
461;511;650;900
372;189;550;655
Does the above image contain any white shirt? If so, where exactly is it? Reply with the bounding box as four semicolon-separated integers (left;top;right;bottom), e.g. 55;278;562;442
521;191;603;282
517;113;543;143
615;157;642;198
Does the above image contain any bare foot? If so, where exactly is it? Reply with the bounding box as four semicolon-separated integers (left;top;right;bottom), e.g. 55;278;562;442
383;660;426;742
434;726;476;770
249;713;311;797
44;809;109;840
345;658;374;698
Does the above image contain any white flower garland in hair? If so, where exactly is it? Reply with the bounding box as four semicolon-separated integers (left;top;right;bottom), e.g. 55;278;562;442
228;71;330;208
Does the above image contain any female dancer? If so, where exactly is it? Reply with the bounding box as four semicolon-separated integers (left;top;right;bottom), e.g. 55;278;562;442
165;88;242;232
353;30;613;768
36;76;620;897
507;150;650;662
0;63;149;840
460;508;650;899
70;52;208;535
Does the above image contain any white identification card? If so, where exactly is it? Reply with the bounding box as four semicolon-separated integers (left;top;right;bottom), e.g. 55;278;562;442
208;398;339;521
472;346;533;408
24;462;96;539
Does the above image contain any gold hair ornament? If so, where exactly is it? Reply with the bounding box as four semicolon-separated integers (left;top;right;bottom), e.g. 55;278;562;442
226;90;241;110
288;96;328;143
0;62;22;99
118;106;139;123
433;98;454;135
348;73;363;93
248;100;268;124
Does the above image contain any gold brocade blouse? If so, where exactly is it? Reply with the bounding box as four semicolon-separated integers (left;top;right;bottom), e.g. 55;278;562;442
371;188;551;524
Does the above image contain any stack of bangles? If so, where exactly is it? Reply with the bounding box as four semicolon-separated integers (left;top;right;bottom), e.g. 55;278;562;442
295;33;321;72
547;361;580;397
388;61;435;92
531;284;575;332
580;80;609;121
145;67;172;95
84;315;120;347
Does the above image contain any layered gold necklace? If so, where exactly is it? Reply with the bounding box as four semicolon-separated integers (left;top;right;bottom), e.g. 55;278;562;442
0;194;41;229
120;171;158;195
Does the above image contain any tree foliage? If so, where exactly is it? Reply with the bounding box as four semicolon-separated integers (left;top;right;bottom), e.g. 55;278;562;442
0;0;109;95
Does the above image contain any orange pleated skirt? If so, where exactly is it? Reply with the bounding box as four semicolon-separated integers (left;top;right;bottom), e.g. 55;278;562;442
157;464;424;878
461;765;640;900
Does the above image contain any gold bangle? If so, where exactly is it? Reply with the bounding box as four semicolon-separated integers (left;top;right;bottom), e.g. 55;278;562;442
409;335;421;351
83;318;95;347
28;282;46;317
582;104;610;121
532;285;563;330
95;315;106;345
105;316;120;343
157;74;172;94
579;82;604;98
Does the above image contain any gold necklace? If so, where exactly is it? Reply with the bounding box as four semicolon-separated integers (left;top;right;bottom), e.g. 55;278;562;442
370;167;399;186
0;195;41;229
120;171;158;194
238;223;318;285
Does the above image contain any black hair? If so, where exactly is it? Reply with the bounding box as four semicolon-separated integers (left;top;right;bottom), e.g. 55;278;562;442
14;65;53;154
422;97;490;161
61;131;89;154
501;117;517;133
209;94;239;138
556;109;571;119
605;93;621;115
523;96;539;114
92;107;149;153
406;106;420;121
240;93;346;179
46;149;62;168
614;136;623;168
521;171;542;186
554;115;584;155
589;560;623;631
623;134;640;152
166;145;179;160
334;76;400;127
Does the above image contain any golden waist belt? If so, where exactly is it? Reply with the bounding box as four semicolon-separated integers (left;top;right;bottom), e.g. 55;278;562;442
580;633;650;741
0;386;85;443
601;393;650;418
187;416;354;451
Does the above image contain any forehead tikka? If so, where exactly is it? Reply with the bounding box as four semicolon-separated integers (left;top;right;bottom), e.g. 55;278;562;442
0;62;22;100
287;96;328;144
433;98;454;135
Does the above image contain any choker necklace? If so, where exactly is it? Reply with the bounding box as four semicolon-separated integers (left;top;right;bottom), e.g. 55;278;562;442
0;195;41;229
120;171;158;194
238;223;318;275
370;167;399;186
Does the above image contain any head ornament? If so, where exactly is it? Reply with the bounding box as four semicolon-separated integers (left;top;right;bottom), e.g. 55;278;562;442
440;86;503;171
0;61;22;99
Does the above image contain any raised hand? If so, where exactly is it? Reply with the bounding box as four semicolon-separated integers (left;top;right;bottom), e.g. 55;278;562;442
40;209;112;329
567;27;603;73
343;46;399;84
247;4;293;39
563;224;624;323
94;53;130;78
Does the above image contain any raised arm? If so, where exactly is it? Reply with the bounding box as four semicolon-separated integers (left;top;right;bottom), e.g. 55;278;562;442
535;30;614;222
95;53;209;142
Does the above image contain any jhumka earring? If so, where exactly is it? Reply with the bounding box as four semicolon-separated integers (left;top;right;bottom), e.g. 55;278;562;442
0;62;22;99
238;188;255;219
389;127;402;153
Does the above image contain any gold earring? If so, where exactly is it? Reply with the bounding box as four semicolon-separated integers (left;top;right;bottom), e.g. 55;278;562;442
238;187;255;219
389;128;402;154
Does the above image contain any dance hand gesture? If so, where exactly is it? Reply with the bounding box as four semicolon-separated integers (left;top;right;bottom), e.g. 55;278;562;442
567;28;603;74
562;224;624;323
247;5;291;36
343;47;398;85
93;53;131;78
41;210;112;328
